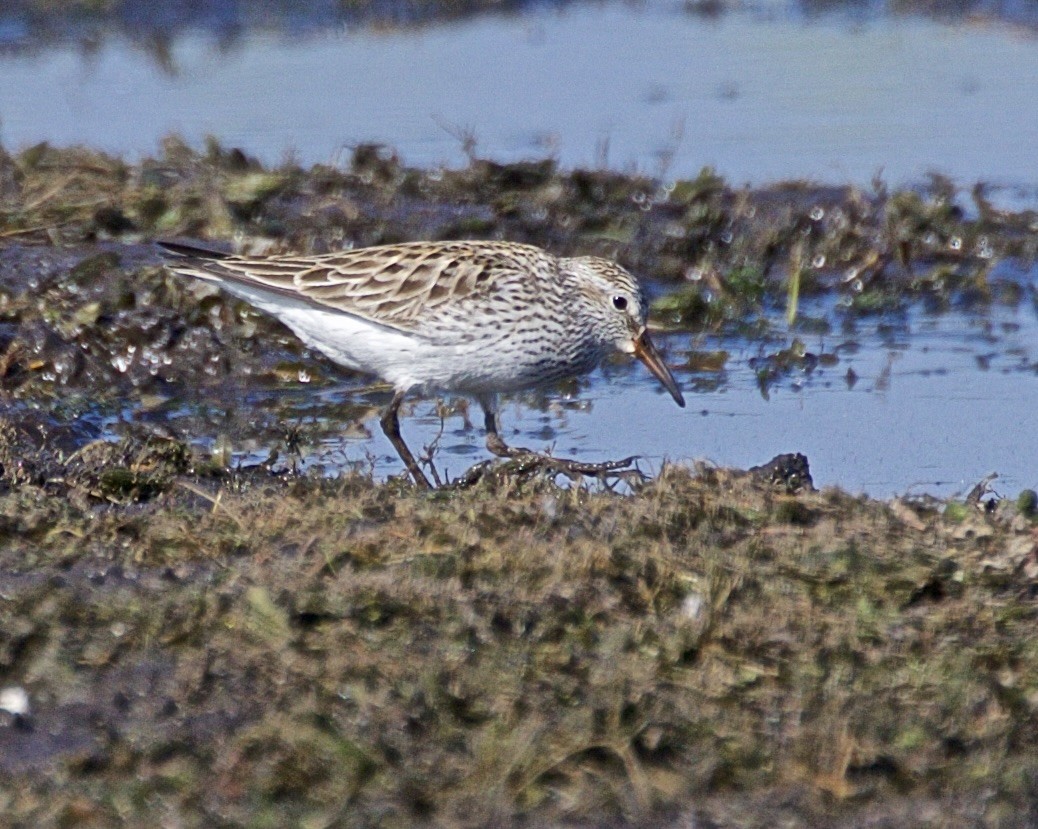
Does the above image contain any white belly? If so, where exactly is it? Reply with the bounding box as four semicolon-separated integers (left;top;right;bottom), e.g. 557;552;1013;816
224;282;579;395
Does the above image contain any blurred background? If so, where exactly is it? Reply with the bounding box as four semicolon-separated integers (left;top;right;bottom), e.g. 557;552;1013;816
2;0;1038;203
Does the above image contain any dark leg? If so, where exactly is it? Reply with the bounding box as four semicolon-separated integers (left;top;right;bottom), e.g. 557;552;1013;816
483;407;513;457
472;394;640;485
379;390;432;489
478;394;520;457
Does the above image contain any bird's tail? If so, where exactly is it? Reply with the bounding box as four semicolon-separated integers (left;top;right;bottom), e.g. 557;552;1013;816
156;240;233;261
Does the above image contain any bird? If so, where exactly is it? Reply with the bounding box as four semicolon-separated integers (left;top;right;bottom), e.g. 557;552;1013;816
158;239;685;488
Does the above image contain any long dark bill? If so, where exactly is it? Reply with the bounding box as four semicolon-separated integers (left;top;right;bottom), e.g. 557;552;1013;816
633;330;685;407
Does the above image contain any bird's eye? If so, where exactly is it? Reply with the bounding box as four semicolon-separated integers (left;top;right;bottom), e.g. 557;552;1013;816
612;295;628;311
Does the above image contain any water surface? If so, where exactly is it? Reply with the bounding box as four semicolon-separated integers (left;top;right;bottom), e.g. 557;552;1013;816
208;285;1038;498
2;3;1037;198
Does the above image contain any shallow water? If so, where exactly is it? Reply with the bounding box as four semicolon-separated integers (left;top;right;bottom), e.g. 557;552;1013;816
2;2;1038;201
192;279;1038;498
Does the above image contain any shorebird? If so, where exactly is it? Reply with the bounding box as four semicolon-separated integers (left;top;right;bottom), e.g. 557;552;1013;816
159;239;684;487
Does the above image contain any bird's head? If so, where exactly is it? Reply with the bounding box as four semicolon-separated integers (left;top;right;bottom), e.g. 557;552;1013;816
561;256;685;408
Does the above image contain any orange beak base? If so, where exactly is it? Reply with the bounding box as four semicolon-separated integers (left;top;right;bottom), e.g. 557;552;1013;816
633;330;685;407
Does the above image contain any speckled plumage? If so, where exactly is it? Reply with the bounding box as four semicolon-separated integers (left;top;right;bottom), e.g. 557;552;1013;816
159;239;684;487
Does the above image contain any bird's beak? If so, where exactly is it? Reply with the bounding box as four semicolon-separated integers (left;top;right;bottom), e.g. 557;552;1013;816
632;330;685;407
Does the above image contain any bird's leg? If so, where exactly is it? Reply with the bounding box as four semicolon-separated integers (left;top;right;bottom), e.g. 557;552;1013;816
379;391;432;489
479;394;525;457
473;394;641;485
483;408;514;458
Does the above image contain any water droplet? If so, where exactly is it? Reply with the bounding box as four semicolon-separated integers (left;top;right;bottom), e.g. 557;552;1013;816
0;686;29;716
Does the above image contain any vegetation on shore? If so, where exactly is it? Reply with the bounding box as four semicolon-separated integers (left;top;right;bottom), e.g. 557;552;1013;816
2;453;1038;827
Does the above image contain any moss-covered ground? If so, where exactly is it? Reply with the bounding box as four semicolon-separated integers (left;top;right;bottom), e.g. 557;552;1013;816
2;460;1038;827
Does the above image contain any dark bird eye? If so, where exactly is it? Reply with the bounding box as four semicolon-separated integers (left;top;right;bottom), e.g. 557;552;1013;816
612;295;628;311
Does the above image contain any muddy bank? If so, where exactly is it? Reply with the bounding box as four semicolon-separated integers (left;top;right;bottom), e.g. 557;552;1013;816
2;458;1038;827
2;140;1036;361
1;141;1038;825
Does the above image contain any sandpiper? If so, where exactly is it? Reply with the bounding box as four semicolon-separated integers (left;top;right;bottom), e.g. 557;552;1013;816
159;239;685;487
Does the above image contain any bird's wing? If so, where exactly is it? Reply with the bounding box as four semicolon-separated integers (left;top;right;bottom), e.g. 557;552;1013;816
159;240;547;332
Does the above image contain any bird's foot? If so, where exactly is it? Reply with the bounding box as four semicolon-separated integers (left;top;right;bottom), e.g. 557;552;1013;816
510;452;643;479
485;432;533;458
462;434;646;488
